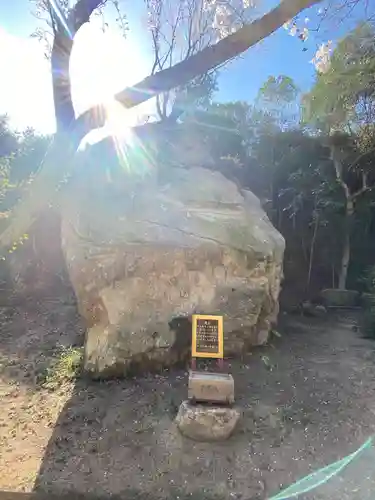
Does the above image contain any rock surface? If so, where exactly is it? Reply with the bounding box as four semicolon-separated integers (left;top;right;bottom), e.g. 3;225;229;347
61;136;285;377
302;301;327;317
176;400;241;441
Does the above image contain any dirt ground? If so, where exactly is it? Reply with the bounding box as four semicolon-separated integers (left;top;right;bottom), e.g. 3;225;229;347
1;295;375;499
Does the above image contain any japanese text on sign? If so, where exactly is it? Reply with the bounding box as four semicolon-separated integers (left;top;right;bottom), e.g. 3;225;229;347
192;314;223;359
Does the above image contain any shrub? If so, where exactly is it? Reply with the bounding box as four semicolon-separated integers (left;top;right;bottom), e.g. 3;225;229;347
41;345;83;389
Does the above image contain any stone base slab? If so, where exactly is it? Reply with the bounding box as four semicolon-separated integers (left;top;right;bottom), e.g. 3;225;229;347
176;400;241;441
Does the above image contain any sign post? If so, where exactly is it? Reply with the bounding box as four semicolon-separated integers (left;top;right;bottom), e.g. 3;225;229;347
188;314;234;405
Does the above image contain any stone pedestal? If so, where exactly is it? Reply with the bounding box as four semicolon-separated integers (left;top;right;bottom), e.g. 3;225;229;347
321;289;360;307
176;400;241;441
188;370;234;404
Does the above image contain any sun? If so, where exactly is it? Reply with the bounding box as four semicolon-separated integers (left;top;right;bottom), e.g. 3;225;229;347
70;17;152;141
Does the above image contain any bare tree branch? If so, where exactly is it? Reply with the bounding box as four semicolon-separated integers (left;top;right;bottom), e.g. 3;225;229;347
148;0;185;120
76;0;320;140
151;30;162;75
329;144;351;199
47;1;58;35
330;142;375;201
351;171;373;199
69;0;107;31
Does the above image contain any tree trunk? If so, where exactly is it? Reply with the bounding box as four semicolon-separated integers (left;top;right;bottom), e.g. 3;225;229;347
307;213;319;291
51;0;106;131
338;198;354;290
51;33;75;132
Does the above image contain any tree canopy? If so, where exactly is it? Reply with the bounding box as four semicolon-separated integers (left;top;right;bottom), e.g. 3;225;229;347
303;23;375;132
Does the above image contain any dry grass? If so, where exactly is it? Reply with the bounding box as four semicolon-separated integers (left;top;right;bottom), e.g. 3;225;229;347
40;345;83;389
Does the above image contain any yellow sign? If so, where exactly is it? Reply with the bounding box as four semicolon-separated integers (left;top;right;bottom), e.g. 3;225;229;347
192;314;224;359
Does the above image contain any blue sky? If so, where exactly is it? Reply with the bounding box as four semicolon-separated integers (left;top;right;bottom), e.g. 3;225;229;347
0;0;366;132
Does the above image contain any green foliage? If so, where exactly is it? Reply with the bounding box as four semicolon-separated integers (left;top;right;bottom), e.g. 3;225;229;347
300;28;375;289
257;75;300;128
303;23;375;131
0;115;18;156
11;128;51;182
40;345;83;389
185;98;281;169
176;72;219;117
5;234;29;256
0;118;19;218
258;75;300;105
0;119;49;259
0;155;16;206
184;101;251;164
248;123;375;292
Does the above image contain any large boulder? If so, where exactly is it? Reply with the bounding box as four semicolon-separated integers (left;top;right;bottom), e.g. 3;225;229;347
61;138;285;378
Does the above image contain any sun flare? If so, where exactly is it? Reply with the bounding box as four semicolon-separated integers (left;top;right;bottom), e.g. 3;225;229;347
70;17;152;142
